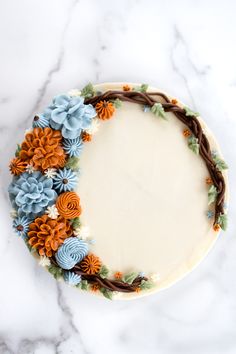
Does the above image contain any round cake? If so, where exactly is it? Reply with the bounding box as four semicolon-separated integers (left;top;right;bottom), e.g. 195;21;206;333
8;82;228;300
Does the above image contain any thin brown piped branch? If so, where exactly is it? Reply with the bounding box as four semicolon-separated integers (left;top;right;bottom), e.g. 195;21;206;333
86;90;226;224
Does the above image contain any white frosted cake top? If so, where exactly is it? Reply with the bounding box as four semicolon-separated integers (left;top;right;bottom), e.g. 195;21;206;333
8;82;228;300
76;83;228;299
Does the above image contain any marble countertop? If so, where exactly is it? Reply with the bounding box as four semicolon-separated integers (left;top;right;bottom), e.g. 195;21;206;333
0;0;236;353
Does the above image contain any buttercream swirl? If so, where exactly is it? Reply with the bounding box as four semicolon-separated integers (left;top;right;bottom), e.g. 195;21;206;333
56;191;81;219
55;237;88;270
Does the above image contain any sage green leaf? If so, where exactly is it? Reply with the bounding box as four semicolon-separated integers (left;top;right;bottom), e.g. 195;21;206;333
81;83;95;98
208;185;218;205
122;272;139;285
134;83;148;93
65;157;80;171
71;217;81;229
15;144;21;157
111;98;122;108
212;155;228;171
99;265;109;279
184;106;199;117
79;280;88;290
188;136;199;155
48;265;63;280
140;279;154;290
151;103;167;119
217;213;228;231
100;287;113;300
25;241;33;253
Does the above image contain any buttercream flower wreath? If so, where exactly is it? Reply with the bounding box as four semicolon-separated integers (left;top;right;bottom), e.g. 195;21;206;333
8;83;228;300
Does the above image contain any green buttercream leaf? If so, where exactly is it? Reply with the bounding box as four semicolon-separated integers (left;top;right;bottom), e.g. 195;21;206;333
15;144;21;157
184;106;199;117
78;280;88;290
188;136;199;155
81;83;95;99
218;213;228;231
65;156;80;171
100;287;113;300
208;185;218;205
212;155;228;171
134;84;149;93
151;103;167;119
48;265;63;279
111;98;122;108
122;272;139;285
71;217;81;229
25;241;33;253
140;279;155;290
99;265;109;279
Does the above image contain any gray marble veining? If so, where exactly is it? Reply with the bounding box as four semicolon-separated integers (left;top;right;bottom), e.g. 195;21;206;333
0;0;236;353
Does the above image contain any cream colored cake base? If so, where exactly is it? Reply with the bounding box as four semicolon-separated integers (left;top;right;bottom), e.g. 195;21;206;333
77;83;228;299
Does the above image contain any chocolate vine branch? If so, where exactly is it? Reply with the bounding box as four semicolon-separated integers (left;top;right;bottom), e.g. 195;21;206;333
86;90;226;224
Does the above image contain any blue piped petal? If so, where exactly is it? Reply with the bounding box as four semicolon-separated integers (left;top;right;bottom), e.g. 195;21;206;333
55;237;89;270
63;271;81;286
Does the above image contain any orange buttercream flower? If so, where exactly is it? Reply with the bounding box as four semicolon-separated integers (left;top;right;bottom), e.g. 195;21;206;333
79;254;101;275
9;157;27;175
213;224;220;232
91;283;100;292
81;131;92;142
56;191;81;219
123;85;131;91
28;214;73;257
206;177;213;185
19;127;66;171
114;271;123;280
95;100;115;120
171;99;178;104
183;129;191;138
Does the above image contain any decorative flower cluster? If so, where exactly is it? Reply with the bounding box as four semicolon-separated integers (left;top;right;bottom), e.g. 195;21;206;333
8;83;153;299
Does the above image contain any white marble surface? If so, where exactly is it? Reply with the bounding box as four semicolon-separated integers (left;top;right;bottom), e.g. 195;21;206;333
0;0;236;353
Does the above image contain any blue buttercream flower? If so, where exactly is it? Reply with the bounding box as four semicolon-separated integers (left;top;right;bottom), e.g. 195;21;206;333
55;237;89;270
53;168;78;193
206;210;214;219
32;114;50;128
63;137;84;157
13;215;32;238
63;271;81;286
8;171;57;218
45;94;96;139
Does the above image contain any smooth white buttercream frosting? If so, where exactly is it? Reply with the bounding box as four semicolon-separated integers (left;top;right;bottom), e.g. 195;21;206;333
76;83;228;299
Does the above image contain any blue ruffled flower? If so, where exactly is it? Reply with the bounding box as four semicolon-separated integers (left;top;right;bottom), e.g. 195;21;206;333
63;271;81;286
53;168;78;193
63;137;84;157
44;94;96;139
13;215;32;238
8;171;57;218
32;114;50;128
55;237;89;270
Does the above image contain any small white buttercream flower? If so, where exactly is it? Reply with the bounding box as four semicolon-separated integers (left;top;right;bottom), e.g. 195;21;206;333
44;168;57;179
26;164;35;174
74;225;90;239
10;208;18;218
39;256;51;267
46;204;59;219
68;89;81;97
85;118;100;135
150;273;161;282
